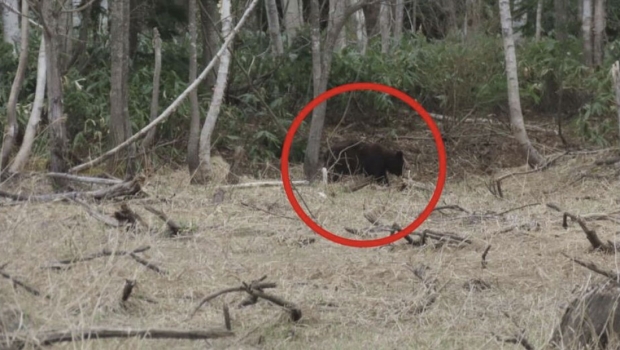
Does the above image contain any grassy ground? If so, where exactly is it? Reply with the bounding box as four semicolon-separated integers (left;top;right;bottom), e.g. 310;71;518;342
1;149;620;349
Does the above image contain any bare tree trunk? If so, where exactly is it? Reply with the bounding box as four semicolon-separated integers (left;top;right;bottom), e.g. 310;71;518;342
498;0;546;168
0;0;29;174
280;0;303;46
99;0;109;33
40;1;70;187
592;0;606;67
512;0;527;42
330;0;347;52
141;28;162;151
303;0;369;181
535;0;543;41
393;0;404;45
378;0;391;54
109;0;135;177
200;0;220;89
265;0;283;55
465;0;481;40
9;37;47;174
188;0;201;175
612;61;620;144
1;0;19;56
554;0;568;41
349;0;367;54
582;0;593;67
57;0;73;73
194;0;234;183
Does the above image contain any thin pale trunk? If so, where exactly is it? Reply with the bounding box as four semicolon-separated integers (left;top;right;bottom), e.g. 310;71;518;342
194;0;236;183
0;0;29;173
554;0;568;41
349;0;367;54
512;0;527;42
9;37;47;174
393;0;403;45
592;0;605;67
41;1;70;187
280;0;303;46
265;0;283;55
58;0;73;73
582;0;593;67
188;0;201;175
100;0;109;33
141;28;162;151
498;0;546;168
200;0;220;89
535;0;543;41
612;61;620;143
379;0;390;54
330;0;346;52
2;0;19;56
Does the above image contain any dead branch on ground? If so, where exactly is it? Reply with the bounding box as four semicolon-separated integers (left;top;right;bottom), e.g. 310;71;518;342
482;245;491;268
344;178;372;193
0;265;49;299
239;201;296;221
114;203;148;230
433;205;471;214
217;180;310;189
493;333;535;350
242;283;302;322
45;172;123;185
142;205;182;236
189;281;277;319
6;327;234;348
562;254;620;282
70;197;120;227
0;175;145;203
405;264;447;314
422;229;472;245
122;279;136;302
562;212;616;253
223;305;231;331
43;246;166;274
127;253;168;275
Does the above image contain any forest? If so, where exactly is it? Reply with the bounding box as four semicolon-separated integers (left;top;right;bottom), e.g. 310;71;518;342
2;0;620;349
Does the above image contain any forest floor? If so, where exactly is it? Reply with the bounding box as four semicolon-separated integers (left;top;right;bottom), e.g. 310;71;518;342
2;117;620;349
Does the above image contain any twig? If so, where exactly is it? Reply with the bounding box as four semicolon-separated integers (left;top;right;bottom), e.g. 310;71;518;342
433;205;471;214
223;305;231;331
70;197;120;227
45;172;122;185
8;328;234;347
122;279;136;302
493;333;535;350
239;201;296;221
422;229;472;244
128;253;167;275
143;205;182;235
562;253;620;282
189;282;277;319
215;180;310;189
242;285;302;322
482;245;491;269
562;212;615;253
496;203;541;216
44;246;151;269
0;266;49;299
114;203;148;229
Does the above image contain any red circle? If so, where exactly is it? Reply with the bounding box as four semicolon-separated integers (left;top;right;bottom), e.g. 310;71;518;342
280;82;446;248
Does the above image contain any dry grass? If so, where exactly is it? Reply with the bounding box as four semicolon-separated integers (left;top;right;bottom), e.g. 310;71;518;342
1;153;620;350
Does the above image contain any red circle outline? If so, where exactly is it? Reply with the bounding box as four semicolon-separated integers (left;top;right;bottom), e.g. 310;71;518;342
280;82;447;248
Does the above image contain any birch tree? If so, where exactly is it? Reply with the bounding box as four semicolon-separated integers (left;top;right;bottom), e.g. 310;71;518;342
265;0;283;55
99;0;109;33
200;0;221;88
9;37;47;173
582;0;593;67
498;0;546;168
1;0;19;56
280;0;303;46
0;0;29;174
512;0;527;42
109;0;136;176
535;0;543;41
393;0;404;45
188;0;202;175
592;0;606;67
378;0;391;54
303;0;369;181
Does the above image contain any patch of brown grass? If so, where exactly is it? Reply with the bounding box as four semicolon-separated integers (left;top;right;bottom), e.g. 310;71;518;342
1;153;620;349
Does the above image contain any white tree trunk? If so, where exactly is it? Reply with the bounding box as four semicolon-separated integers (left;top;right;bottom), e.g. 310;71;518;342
498;0;546;168
9;36;47;173
612;62;620;144
349;0;367;54
280;0;303;46
512;0;527;42
535;0;543;41
99;0;109;33
393;0;404;45
2;0;19;55
582;0;593;66
196;0;234;182
592;0;606;67
72;0;82;29
265;0;283;55
379;0;391;54
0;0;29;172
330;0;347;52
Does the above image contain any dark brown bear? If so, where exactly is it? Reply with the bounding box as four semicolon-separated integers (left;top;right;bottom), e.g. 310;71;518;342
323;140;405;185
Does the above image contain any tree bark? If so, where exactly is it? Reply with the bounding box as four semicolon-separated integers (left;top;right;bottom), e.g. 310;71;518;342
330;0;347;52
109;0;135;177
0;0;29;174
592;0;606;67
378;0;391;54
200;0;220;89
140;28;162;151
41;0;70;188
512;0;527;42
194;0;236;184
265;0;283;55
582;0;593;67
1;0;19;56
393;0;404;45
188;0;201;175
535;0;543;41
554;0;568;41
498;0;546;168
303;0;369;181
349;0;367;54
99;0;109;33
280;0;303;46
612;62;620;144
9;36;47;174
